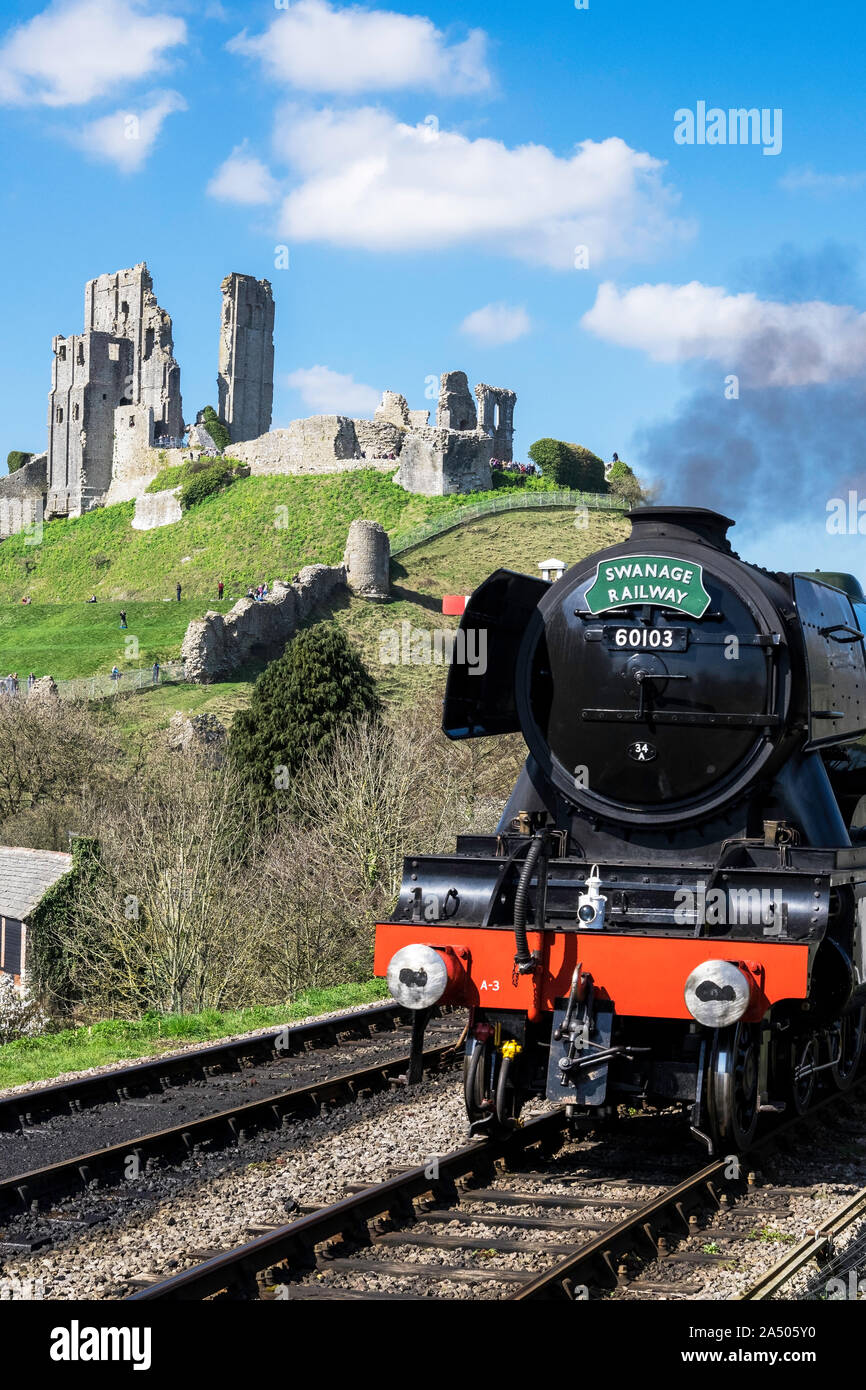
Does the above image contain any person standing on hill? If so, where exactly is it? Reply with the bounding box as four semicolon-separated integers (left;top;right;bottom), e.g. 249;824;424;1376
176;582;182;602
152;660;160;685
218;579;224;600
119;609;127;629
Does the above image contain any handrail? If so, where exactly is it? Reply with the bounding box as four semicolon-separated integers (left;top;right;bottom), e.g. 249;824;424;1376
390;488;626;556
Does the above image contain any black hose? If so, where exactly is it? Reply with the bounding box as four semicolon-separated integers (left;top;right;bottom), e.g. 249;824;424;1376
513;833;544;968
495;1053;512;1126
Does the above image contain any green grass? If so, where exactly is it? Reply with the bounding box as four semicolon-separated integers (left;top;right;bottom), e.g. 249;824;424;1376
0;471;563;604
0;600;234;681
0;979;390;1089
326;507;629;703
0;497;627;728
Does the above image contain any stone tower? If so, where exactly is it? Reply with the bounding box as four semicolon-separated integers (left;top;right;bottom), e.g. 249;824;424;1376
217;273;275;444
84;263;183;439
46;262;182;516
475;383;516;461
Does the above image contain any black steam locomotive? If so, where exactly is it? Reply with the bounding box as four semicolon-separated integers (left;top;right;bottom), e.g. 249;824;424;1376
374;507;866;1150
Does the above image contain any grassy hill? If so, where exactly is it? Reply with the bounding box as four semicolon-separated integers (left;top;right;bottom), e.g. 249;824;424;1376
0;470;627;727
68;505;630;741
0;471;559;604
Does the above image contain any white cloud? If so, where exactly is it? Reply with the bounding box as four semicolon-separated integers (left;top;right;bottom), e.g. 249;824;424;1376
269;107;688;268
460;302;531;344
779;166;866;195
228;0;490;96
287;365;380;415
0;0;186;107
73;90;186;171
207;143;279;204
581;280;866;387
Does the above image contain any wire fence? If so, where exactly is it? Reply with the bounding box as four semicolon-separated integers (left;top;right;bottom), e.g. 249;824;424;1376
389;489;626;556
55;660;187;702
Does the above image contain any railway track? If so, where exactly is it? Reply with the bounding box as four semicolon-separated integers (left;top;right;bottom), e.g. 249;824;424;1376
0;1000;428;1137
736;1185;866;1301
127;1074;866;1302
0;1011;463;1245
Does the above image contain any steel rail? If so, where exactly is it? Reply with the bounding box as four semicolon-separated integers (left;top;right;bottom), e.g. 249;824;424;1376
510;1076;866;1300
127;1109;569;1300
736;1186;866;1301
0;1000;421;1134
125;1071;866;1302
0;1041;458;1221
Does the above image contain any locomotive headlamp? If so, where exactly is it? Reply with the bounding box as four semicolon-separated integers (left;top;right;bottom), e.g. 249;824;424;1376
684;960;752;1028
577;865;607;931
386;944;450;1010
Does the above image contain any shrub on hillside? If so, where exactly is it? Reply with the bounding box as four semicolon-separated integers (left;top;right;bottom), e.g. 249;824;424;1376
229;625;382;810
528;439;607;491
7;451;33;474
200;406;231;452
179;459;245;511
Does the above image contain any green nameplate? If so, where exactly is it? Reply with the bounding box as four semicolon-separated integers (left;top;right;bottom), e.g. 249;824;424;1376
585;554;711;618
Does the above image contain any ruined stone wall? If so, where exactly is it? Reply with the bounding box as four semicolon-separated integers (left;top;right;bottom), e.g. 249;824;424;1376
0;453;46;539
436;371;477;431
230;416;362;475
218;273;275;444
84;263;183;439
0;453;47;501
353;419;404;458
132;488;182;531
181;564;346;682
475;383;516;461
394;426;492;496
374;391;410;428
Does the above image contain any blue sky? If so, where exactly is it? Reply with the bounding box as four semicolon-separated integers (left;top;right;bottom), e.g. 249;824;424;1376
1;0;866;571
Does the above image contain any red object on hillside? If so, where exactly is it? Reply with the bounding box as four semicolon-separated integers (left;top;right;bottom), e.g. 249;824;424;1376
442;594;471;615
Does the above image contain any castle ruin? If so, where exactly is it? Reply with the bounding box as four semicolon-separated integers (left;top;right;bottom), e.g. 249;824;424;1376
0;264;517;534
47;264;183;518
217;273;275;445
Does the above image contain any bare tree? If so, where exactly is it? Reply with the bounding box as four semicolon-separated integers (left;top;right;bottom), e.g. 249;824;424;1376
60;749;263;1016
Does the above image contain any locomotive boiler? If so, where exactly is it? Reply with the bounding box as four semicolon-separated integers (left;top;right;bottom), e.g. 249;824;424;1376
374;507;866;1151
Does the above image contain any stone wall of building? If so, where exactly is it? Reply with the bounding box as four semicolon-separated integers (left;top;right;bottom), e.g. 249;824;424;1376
230;416;360;475
132;488;182;531
353;419;404;458
181;563;346;682
218;273;275;444
394;425;493;495
0;454;47;539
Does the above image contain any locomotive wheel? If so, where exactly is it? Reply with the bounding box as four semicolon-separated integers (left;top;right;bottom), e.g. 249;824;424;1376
707;1021;759;1151
789;1033;817;1115
831;1005;866;1091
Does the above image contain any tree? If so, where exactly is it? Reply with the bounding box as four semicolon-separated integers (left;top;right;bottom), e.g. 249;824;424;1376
528;439;607;491
229;624;382;808
53;751;264;1016
7;451;33;474
607;458;646;506
200;405;231;451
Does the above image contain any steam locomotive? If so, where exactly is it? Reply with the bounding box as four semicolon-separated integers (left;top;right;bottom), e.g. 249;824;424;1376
374;507;866;1151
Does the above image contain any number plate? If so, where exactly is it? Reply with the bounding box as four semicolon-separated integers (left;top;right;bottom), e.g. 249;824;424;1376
605;625;688;652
